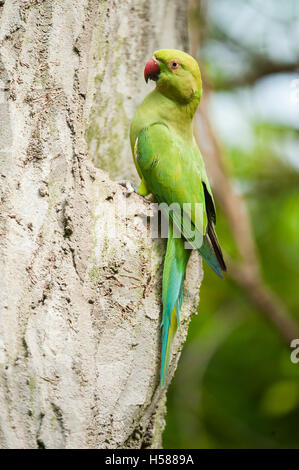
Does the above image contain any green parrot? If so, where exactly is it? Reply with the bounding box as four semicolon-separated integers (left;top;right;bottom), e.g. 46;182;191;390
129;49;226;386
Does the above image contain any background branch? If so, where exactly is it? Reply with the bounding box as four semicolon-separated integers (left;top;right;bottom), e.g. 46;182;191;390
189;0;299;344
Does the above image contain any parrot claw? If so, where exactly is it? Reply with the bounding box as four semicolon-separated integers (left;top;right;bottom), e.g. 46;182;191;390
117;180;137;197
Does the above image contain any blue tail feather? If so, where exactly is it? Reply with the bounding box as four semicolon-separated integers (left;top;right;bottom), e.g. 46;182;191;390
160;223;191;386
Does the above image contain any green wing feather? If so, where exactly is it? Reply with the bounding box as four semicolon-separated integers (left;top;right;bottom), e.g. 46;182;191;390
136;122;208;237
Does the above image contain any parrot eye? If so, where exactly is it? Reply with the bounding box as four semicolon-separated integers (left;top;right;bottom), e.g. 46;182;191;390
169;60;180;70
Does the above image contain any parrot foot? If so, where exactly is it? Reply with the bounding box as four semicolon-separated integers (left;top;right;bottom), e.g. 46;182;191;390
117;180;137;197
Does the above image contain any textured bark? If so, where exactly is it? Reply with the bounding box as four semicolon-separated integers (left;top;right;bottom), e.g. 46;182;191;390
0;0;202;449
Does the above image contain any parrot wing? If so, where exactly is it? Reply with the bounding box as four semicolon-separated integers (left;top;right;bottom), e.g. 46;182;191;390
136;122;226;275
136;122;207;239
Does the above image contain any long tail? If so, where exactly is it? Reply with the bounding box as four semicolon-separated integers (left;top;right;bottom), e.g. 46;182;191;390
160;223;191;386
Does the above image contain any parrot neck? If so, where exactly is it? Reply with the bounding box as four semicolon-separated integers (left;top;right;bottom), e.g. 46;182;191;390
151;89;199;138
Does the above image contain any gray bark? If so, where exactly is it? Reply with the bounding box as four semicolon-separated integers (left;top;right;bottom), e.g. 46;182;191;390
0;0;202;449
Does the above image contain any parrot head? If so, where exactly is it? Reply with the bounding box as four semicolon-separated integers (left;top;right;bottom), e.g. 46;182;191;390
144;49;202;104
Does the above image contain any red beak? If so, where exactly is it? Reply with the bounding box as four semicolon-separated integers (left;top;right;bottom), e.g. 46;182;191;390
144;57;160;83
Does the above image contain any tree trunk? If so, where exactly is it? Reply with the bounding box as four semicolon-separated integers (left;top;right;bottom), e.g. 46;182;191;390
0;0;202;449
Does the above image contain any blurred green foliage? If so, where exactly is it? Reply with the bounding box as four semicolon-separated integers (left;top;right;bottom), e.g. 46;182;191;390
164;0;299;449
